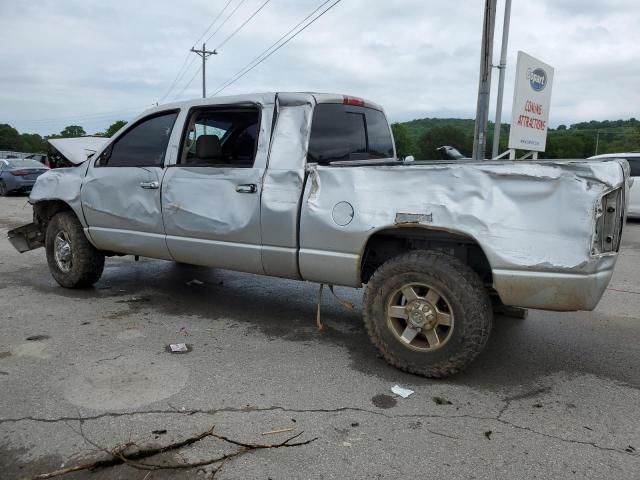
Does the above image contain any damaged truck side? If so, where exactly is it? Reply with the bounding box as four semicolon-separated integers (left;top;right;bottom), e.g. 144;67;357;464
8;93;630;378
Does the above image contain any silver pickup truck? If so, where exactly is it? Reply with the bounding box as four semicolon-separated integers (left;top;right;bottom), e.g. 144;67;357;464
8;92;629;378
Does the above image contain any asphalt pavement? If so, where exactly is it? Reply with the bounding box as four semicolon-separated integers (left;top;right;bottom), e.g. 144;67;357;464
0;195;639;479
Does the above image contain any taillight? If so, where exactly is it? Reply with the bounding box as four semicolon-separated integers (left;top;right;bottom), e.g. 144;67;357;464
592;188;624;255
10;170;30;177
343;95;365;107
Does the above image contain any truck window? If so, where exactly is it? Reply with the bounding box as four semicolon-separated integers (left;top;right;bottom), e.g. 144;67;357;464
100;112;178;167
180;108;260;167
626;158;640;177
307;104;394;164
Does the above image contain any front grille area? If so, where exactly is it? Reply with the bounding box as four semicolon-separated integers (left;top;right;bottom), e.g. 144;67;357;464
592;188;624;255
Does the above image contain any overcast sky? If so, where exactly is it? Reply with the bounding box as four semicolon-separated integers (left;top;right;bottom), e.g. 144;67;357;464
0;0;638;135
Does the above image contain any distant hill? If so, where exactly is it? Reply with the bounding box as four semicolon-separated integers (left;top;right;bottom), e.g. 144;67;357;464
391;117;640;160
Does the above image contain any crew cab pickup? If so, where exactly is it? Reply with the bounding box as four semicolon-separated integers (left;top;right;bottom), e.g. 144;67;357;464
8;93;630;377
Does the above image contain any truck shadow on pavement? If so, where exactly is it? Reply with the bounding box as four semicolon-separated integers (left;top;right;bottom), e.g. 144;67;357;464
4;257;639;390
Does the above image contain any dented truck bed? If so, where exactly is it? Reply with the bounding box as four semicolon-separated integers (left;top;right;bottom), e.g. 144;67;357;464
299;158;628;311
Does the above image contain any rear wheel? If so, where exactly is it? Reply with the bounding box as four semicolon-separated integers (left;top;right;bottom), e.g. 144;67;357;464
363;250;492;378
45;211;105;288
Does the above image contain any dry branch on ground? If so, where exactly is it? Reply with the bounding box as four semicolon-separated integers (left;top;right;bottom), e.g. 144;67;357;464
28;424;316;479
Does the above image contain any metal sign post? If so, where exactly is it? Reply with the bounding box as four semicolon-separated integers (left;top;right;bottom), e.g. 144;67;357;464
491;0;512;159
472;0;498;161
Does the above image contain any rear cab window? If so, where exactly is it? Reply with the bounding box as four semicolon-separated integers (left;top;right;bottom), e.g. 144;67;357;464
625;157;640;177
307;103;395;164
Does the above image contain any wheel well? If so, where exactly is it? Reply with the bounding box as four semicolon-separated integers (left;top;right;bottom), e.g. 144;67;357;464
32;200;74;229
360;227;493;284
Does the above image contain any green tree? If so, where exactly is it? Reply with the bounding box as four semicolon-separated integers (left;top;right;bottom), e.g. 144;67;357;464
391;123;415;158
105;120;127;137
0;124;22;150
418;126;472;159
392;117;640;160
545;133;586;158
58;125;86;138
20;133;47;153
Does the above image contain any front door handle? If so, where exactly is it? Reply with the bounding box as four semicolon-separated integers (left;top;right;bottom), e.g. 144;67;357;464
140;181;160;189
236;184;257;194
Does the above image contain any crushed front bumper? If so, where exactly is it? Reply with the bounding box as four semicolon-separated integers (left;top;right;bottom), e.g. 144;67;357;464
7;223;44;253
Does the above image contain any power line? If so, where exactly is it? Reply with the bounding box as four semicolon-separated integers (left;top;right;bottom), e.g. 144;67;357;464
157;0;234;104
8;1;339;133
211;0;341;97
214;0;271;51
173;65;203;100
190;0;272;99
211;0;334;96
169;56;200;99
172;0;271;101
17;111;145;135
193;0;235;46
204;0;249;44
170;0;250;102
157;52;193;104
190;44;218;98
22;105;151;127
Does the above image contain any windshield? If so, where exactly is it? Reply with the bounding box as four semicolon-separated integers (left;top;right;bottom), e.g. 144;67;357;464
6;159;47;169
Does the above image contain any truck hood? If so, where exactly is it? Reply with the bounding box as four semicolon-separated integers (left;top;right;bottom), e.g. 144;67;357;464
48;137;108;165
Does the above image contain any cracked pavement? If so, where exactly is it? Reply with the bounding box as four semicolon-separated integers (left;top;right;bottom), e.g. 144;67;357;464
0;195;639;479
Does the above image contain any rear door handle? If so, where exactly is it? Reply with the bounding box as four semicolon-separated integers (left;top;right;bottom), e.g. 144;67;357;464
140;181;160;189
236;184;257;194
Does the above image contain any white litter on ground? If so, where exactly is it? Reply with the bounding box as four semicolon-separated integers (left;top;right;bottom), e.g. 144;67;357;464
391;385;414;398
170;343;189;352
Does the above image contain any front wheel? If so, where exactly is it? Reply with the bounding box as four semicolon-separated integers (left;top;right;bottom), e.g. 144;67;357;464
45;211;105;288
363;250;492;378
0;182;8;196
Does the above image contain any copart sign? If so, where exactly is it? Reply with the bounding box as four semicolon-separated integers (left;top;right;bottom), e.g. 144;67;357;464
508;51;554;152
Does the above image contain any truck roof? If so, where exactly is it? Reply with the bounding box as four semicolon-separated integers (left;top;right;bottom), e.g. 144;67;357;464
146;92;384;118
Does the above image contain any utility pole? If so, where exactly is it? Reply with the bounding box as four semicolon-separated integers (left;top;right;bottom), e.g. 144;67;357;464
190;43;217;98
491;0;512;159
472;0;498;160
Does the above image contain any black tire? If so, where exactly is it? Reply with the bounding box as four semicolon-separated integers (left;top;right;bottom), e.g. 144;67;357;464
0;182;7;196
363;250;492;378
45;211;105;288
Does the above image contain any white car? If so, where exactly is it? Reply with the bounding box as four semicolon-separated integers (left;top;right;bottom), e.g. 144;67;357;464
590;152;640;219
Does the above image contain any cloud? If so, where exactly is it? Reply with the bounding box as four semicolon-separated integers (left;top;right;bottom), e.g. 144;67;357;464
0;0;638;135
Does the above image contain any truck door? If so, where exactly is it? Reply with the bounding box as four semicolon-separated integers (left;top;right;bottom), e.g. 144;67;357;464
259;94;314;279
161;105;270;274
80;111;179;260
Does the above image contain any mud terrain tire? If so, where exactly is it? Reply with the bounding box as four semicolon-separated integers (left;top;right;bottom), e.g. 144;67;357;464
363;250;492;378
45;211;105;288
